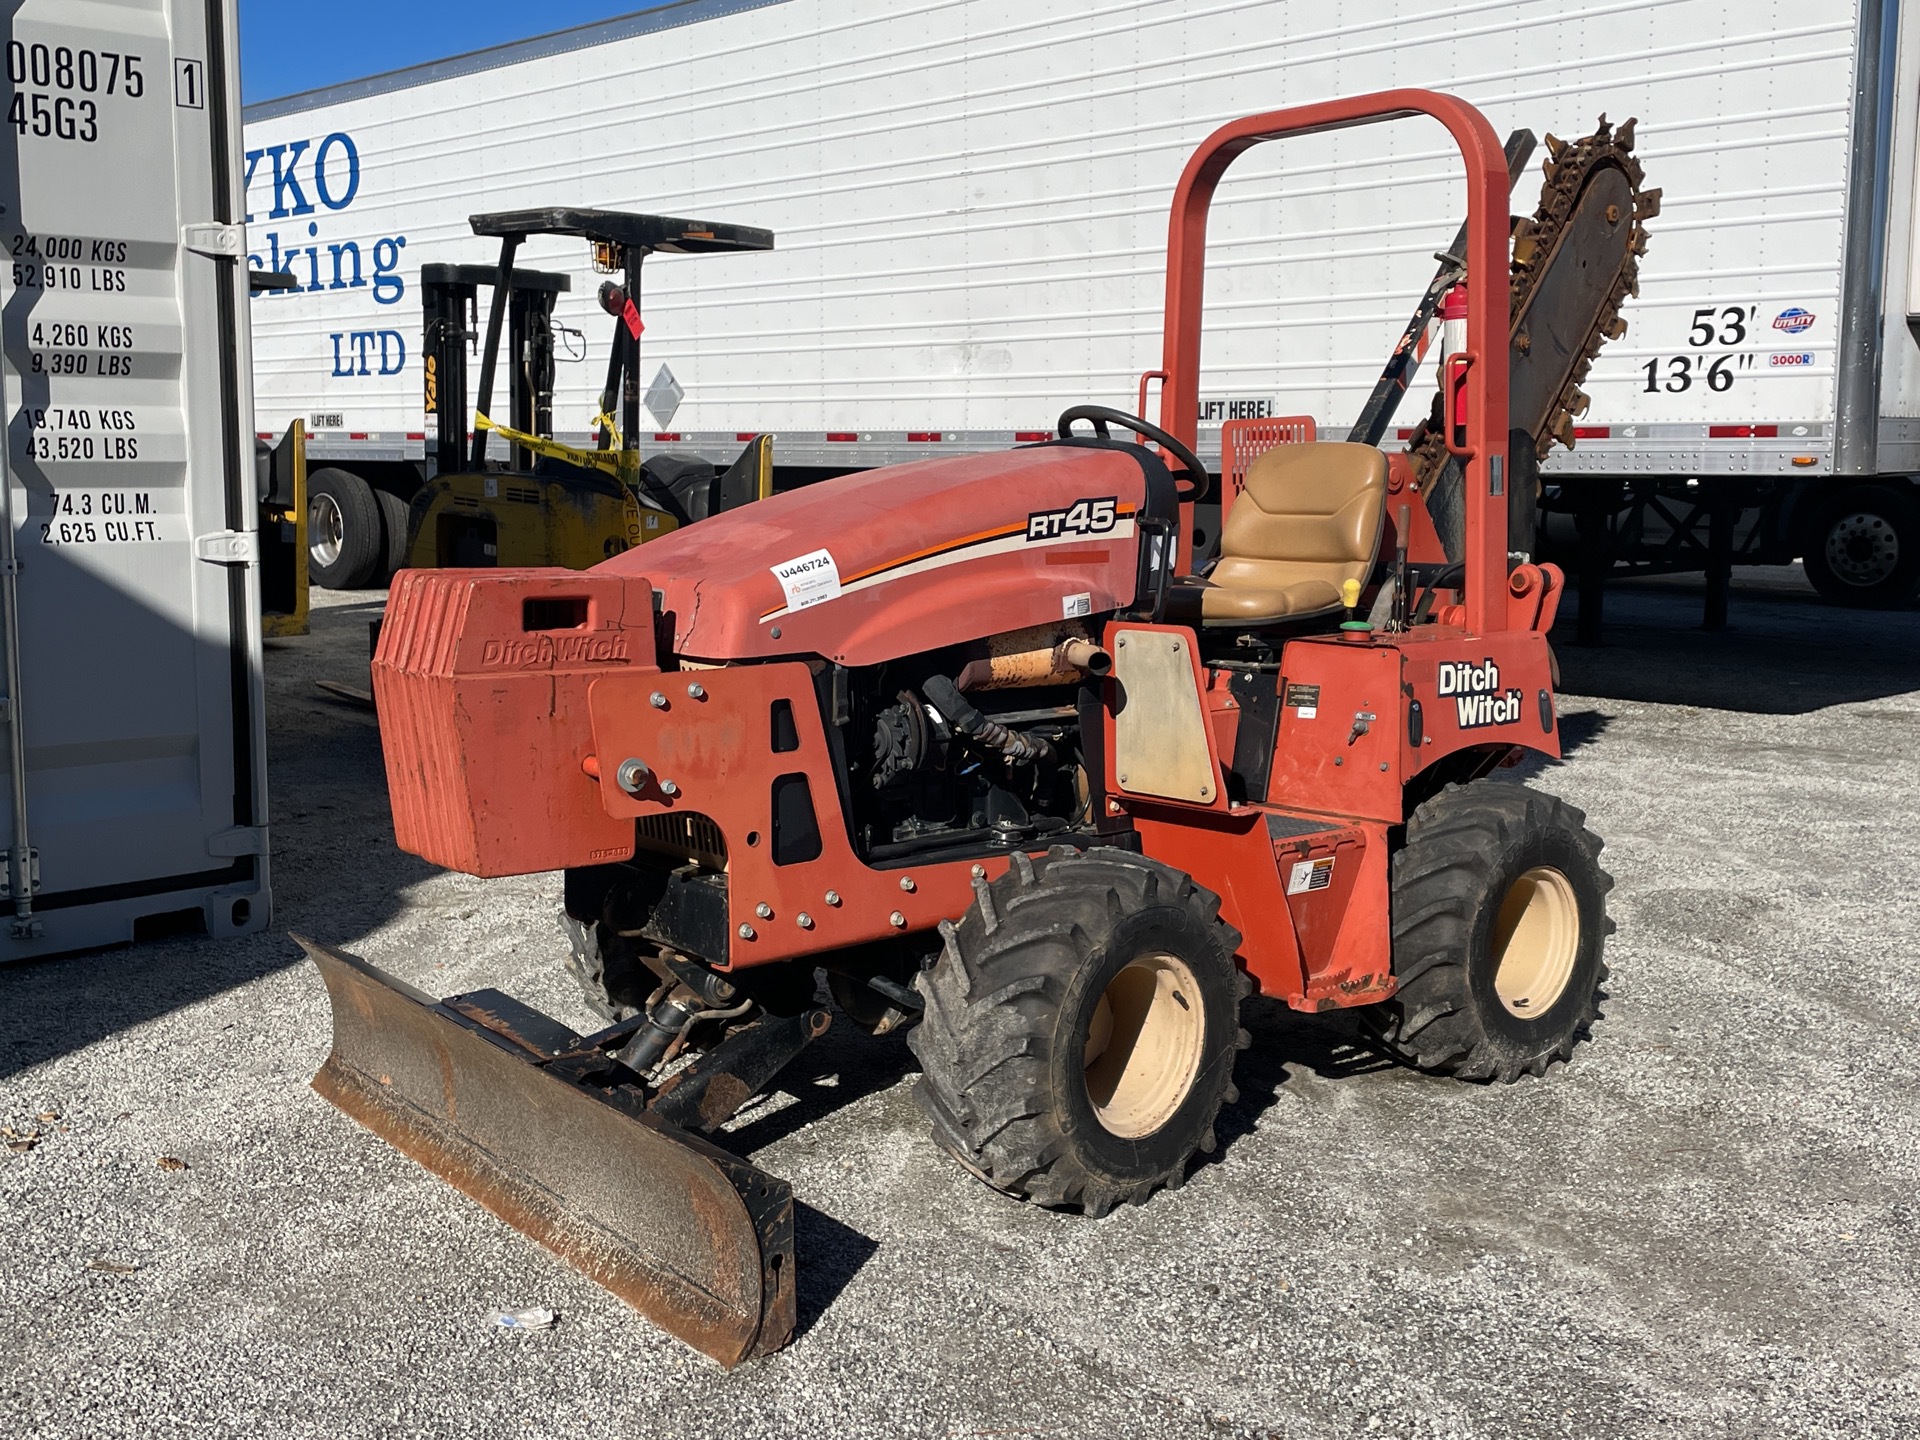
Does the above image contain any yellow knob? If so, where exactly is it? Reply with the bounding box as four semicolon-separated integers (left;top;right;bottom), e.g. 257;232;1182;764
1340;578;1362;610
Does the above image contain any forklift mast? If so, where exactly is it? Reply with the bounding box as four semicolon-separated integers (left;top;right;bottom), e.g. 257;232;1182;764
466;209;774;472
421;263;571;477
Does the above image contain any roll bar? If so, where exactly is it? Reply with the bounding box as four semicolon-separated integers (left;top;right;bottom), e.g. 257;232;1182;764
1156;89;1511;634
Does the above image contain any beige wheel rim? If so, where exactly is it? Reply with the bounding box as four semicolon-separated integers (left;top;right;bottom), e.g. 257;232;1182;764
1491;866;1581;1017
1082;952;1206;1139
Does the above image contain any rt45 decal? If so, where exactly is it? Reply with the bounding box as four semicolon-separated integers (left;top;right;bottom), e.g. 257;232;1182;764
1027;497;1117;541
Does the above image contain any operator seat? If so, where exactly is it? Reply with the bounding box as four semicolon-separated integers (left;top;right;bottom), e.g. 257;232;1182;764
1166;441;1388;626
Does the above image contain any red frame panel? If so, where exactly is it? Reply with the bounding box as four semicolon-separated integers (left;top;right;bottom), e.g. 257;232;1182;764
586;663;1014;968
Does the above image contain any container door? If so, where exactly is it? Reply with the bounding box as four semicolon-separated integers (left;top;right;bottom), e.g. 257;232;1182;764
0;0;269;956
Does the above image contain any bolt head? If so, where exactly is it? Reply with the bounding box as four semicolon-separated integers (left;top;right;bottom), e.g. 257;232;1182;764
797;912;814;929
970;864;986;879
1199;785;1211;798
615;758;649;794
1116;637;1126;648
737;923;756;940
825;890;842;907
1117;773;1128;785
687;682;707;699
889;911;907;929
649;691;668;709
899;876;915;892
1379;762;1389;772
658;779;679;797
1171;640;1181;653
755;902;773;919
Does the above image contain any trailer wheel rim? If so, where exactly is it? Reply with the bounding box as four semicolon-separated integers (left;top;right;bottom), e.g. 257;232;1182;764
310;491;345;569
1825;511;1899;587
1082;952;1206;1138
1491;866;1581;1017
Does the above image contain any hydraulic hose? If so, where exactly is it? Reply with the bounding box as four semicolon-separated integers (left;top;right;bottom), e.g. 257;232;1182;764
922;675;1055;766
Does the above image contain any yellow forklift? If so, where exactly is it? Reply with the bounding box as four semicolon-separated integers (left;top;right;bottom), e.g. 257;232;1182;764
250;268;312;636
408;208;775;571
257;420;309;637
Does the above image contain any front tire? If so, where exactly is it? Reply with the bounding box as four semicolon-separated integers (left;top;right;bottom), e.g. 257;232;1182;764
909;847;1247;1217
1368;780;1611;1082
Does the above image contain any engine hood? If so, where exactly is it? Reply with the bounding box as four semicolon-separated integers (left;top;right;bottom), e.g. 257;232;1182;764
600;440;1175;666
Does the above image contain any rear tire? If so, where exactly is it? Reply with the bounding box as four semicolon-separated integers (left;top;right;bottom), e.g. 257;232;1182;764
909;847;1247;1217
308;468;384;589
1368;779;1610;1081
373;487;411;584
1800;484;1920;608
560;914;651;1022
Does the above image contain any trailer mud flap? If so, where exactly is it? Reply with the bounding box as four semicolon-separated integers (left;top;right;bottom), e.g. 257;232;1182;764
296;935;794;1366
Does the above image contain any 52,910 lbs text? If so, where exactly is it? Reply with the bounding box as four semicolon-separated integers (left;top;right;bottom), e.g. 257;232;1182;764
9;235;129;294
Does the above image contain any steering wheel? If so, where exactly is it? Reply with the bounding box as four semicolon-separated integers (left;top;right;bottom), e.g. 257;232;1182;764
1056;405;1211;502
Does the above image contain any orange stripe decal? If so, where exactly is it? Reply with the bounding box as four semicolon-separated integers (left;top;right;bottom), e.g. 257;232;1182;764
759;502;1141;620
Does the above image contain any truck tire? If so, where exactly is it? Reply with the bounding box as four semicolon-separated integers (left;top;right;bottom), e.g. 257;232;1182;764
374;487;411;584
909;847;1248;1217
1800;484;1920;608
307;468;384;589
1367;780;1610;1082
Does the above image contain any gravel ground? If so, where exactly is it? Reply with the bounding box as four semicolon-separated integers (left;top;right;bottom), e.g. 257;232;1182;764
2;570;1916;1439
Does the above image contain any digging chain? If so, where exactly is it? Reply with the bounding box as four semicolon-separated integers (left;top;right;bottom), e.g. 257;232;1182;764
1407;116;1663;488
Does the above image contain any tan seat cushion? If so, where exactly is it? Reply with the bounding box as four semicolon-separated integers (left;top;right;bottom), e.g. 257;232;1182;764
1167;569;1345;624
1168;441;1387;627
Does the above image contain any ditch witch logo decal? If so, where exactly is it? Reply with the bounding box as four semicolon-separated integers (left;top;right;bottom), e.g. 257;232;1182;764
1438;658;1522;728
480;635;631;669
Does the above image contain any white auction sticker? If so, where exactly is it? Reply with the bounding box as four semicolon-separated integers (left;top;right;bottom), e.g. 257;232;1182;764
770;548;842;613
1286;856;1334;895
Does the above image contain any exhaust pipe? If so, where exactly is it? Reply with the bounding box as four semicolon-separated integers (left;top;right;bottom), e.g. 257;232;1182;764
1057;636;1112;677
953;623;1112;690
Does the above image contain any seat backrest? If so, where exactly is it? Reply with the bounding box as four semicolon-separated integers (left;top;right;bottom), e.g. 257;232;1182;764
1220;415;1316;524
1213;441;1388;592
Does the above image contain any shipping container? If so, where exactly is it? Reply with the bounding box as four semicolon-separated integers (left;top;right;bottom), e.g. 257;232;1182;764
241;0;1920;607
0;0;271;958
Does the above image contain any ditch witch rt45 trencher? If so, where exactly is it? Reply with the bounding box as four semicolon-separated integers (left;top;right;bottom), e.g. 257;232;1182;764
297;89;1651;1366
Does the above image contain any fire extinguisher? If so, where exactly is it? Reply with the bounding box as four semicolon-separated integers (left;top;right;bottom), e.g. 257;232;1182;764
1439;281;1470;452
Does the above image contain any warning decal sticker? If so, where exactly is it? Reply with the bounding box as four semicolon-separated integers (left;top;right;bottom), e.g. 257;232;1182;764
1286;856;1335;895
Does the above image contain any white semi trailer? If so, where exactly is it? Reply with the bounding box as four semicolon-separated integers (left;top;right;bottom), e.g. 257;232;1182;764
241;0;1920;611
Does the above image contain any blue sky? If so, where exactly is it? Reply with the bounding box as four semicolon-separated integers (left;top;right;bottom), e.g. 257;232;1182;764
239;2;669;105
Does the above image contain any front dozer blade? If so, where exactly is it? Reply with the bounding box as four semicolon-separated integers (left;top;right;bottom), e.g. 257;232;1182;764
296;935;794;1367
